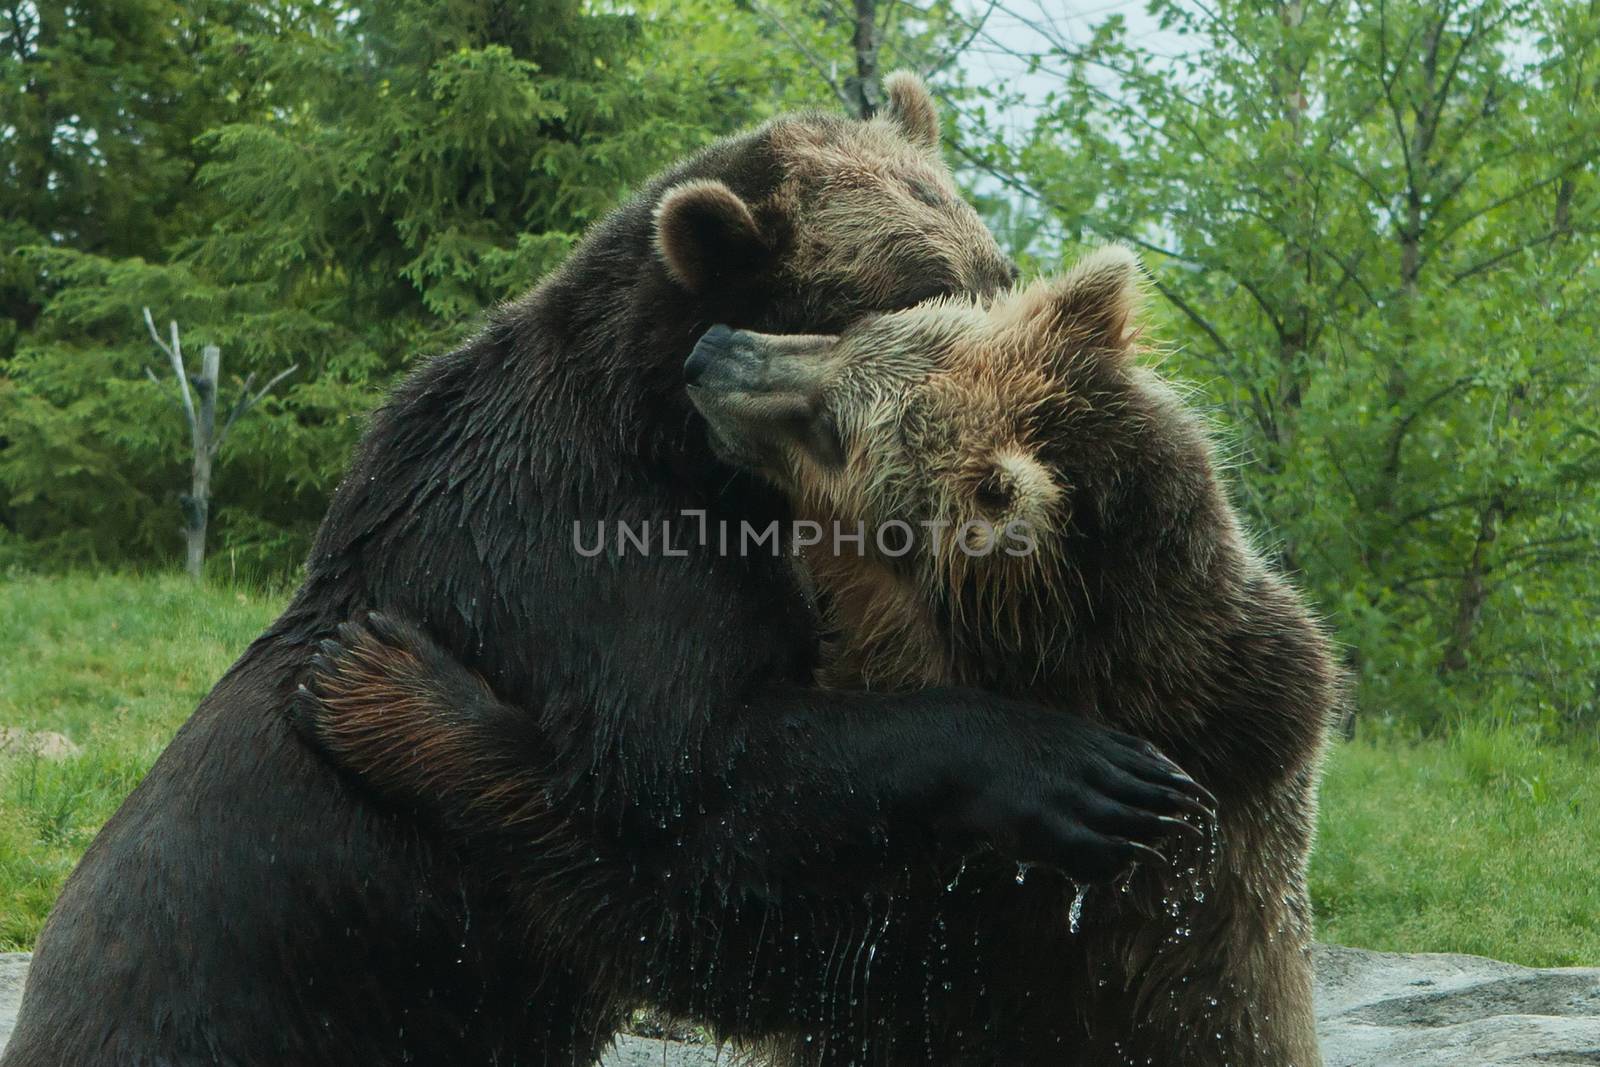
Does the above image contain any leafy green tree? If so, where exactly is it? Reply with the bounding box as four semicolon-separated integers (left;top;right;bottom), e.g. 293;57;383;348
961;0;1600;732
1;1;267;362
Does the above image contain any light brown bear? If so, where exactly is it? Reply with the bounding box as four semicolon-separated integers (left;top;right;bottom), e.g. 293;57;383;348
297;247;1334;1065
677;244;1339;1066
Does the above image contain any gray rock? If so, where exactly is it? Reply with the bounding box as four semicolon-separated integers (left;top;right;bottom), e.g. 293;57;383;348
0;728;81;761
4;946;1598;1064
1312;944;1600;1067
0;954;25;1054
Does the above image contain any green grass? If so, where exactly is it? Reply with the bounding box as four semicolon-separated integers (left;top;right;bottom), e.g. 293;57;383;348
1312;724;1600;966
1;572;1596;965
0;572;285;949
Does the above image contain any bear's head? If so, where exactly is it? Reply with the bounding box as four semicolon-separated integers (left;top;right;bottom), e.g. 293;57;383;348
652;72;1018;331
684;246;1226;687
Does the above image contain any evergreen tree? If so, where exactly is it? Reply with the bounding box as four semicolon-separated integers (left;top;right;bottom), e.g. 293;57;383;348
0;0;838;571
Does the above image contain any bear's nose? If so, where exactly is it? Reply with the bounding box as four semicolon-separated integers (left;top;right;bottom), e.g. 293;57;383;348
685;324;736;386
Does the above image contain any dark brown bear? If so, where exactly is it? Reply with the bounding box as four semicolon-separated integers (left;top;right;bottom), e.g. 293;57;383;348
1;81;1205;1067
299;247;1335;1065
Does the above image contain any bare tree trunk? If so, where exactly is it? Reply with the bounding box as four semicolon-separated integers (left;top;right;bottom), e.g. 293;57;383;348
1378;7;1447;517
1554;175;1574;239
848;0;881;119
183;344;220;580
1273;0;1310;458
1439;495;1503;676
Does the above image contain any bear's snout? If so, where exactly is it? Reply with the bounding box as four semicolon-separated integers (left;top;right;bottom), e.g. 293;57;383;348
684;324;735;386
685;325;763;392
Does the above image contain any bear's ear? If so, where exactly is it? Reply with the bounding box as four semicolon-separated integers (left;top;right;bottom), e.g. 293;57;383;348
882;71;941;151
975;448;1064;528
653;179;767;293
1009;244;1143;352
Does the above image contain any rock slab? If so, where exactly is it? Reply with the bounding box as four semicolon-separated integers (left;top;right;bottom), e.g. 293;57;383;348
3;946;1597;1064
1313;944;1600;1066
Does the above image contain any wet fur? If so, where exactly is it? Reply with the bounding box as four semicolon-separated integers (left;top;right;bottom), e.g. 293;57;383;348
0;78;1032;1067
287;251;1335;1066
777;253;1339;1066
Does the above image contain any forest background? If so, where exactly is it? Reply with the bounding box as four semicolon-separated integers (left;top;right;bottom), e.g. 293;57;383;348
2;0;1597;958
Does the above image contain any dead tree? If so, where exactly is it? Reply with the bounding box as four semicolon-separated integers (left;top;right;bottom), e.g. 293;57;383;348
143;308;296;581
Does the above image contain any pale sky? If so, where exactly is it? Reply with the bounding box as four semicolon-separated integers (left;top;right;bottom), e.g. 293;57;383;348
954;0;1186;137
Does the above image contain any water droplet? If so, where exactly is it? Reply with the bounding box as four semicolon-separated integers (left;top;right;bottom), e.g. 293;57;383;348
1068;882;1089;934
945;858;967;892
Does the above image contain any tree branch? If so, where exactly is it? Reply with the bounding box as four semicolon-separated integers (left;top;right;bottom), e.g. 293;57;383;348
1450;227;1568;284
211;364;298;457
745;0;854;111
144;307;197;437
921;0;999;79
1146;274;1238;364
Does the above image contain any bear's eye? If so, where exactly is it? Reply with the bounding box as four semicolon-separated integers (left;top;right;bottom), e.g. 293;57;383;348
973;473;1012;515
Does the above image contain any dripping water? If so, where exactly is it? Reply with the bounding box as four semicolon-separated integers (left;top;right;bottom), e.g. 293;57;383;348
1068;882;1089;934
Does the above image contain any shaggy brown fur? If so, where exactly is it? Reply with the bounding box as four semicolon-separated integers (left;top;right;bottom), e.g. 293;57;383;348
766;114;1014;311
682;244;1339;1066
18;72;1205;1067
297;246;1332;1065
